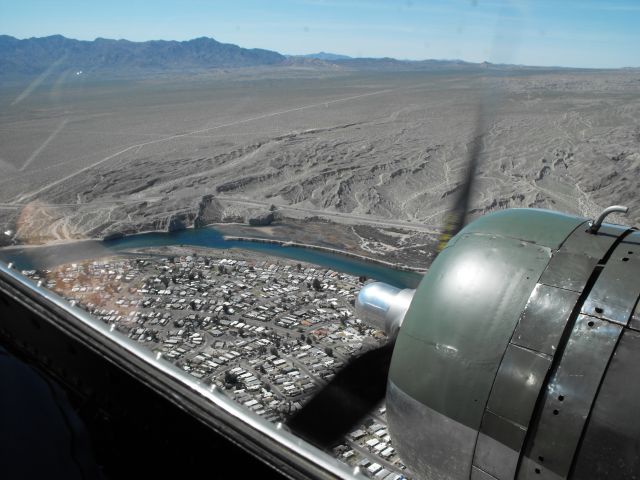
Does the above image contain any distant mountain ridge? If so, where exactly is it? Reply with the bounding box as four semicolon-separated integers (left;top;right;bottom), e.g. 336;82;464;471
0;34;570;80
296;52;352;61
0;34;285;76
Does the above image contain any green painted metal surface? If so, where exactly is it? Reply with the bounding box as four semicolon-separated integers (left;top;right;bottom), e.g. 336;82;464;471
452;209;585;250
389;209;585;430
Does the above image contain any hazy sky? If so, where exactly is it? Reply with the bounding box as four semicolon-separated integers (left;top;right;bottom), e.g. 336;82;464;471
1;0;638;68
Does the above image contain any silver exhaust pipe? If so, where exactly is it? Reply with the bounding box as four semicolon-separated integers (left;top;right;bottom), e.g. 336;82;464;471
355;282;415;336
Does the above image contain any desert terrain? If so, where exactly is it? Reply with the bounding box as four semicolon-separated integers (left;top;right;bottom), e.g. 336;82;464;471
1;67;638;266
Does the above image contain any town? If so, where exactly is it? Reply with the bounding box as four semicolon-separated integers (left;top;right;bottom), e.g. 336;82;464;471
23;248;409;479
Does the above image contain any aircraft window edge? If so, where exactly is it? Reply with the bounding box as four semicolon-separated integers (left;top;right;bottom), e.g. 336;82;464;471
0;260;363;480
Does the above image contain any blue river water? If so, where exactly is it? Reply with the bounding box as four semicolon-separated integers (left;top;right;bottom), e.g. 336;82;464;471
1;227;423;289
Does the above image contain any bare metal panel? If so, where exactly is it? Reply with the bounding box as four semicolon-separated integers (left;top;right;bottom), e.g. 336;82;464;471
471;466;499;480
623;232;640;331
474;411;526;479
557;223;624;259
473;345;551;479
517;315;622;479
630;301;640;331
537;223;624;292
572;329;640;479
518;457;563;480
511;284;580;356
623;230;640;249
486;344;551;427
538;252;598;293
387;380;477;480
581;233;640;325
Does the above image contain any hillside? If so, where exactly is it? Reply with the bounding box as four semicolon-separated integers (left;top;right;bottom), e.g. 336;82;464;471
0;35;285;76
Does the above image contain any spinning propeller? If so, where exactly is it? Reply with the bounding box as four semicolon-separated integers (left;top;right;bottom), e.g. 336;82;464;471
287;106;488;448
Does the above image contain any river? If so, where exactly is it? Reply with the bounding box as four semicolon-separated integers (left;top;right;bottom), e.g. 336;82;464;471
0;227;423;289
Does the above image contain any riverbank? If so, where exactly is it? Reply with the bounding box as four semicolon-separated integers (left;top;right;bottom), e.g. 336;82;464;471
0;225;423;289
223;235;426;273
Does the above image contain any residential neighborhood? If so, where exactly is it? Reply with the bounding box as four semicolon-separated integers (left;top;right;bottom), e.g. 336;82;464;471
23;249;409;478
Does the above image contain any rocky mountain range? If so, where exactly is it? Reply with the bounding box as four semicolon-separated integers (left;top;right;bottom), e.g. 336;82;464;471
0;35;552;79
0;35;286;76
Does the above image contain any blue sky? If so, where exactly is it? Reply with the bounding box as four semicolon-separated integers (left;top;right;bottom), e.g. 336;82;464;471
0;0;638;68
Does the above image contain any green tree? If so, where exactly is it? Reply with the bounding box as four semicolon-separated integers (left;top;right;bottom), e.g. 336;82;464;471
224;371;238;385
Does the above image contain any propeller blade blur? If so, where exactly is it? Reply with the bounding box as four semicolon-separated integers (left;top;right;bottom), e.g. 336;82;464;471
289;86;497;450
287;341;395;449
436;114;485;252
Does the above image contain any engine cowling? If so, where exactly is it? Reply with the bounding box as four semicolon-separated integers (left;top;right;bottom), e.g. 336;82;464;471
386;208;640;479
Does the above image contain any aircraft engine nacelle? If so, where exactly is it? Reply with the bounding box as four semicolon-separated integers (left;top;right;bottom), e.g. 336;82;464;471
379;208;640;480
